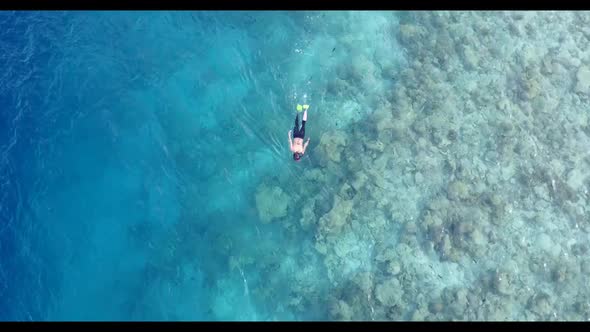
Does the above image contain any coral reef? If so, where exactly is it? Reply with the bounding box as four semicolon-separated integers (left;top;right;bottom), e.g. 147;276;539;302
246;11;590;321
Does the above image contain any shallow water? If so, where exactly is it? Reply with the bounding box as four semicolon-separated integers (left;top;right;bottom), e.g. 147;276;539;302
1;11;589;321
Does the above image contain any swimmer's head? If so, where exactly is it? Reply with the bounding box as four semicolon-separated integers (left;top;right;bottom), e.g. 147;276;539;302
293;152;301;161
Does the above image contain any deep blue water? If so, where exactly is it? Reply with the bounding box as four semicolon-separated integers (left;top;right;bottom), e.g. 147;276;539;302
0;11;406;320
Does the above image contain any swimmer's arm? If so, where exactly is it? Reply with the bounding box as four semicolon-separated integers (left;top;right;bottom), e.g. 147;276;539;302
303;138;310;153
288;130;293;151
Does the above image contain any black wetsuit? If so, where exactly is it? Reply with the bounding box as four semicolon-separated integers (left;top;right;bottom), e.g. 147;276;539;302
293;114;306;139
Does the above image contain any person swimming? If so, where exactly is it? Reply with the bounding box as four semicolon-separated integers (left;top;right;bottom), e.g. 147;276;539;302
289;104;310;162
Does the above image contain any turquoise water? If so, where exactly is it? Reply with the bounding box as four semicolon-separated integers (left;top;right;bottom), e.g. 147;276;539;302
2;11;590;321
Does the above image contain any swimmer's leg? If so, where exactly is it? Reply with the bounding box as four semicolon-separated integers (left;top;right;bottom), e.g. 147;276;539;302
293;114;300;136
300;110;307;138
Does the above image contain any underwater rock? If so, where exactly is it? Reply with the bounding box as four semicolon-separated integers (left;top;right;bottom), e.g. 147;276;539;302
339;182;357;201
299;203;316;230
373;107;395;133
428;299;444;314
255;183;290;223
528;292;552;317
351;172;368;192
304;169;329;184
434;32;455;70
438;234;454;260
376;246;397;263
430;128;449;148
375;277;403;307
315;130;347;166
398;24;426;49
434;207;489;260
483;192;507;223
318;195;354;236
551;264;568;283
343;143;365;173
411;118;428;137
386;303;404;320
353;271;374;296
410;304;430;321
447;129;458;142
351;54;378;85
461;45;480;70
580;259;590;275
313;194;334;218
375;246;402;276
449;219;474;249
470;228;487;249
566;167;589;191
536;233;556;255
497;119;515;138
414;171;424;185
329;299;353;321
387;261;402;276
523;77;542;100
575;65;590;94
575;301;590;318
427;196;451;214
446;288;469;318
492;270;513;296
365;161;389;191
447;180;470;201
427;223;445;245
364;140;385;153
314;238;328;255
570;243;588;256
405;221;419;236
326;77;349;96
540;55;554;76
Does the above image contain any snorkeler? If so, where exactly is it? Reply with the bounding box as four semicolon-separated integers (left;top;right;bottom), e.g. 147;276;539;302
289;104;310;162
